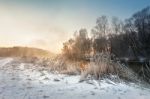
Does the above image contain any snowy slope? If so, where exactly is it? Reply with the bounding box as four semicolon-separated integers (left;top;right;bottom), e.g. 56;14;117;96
0;58;150;99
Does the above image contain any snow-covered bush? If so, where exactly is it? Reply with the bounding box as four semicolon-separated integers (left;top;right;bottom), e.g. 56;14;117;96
80;52;138;82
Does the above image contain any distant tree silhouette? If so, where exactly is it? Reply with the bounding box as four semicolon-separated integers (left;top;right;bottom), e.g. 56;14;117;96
62;6;150;60
91;15;108;38
91;16;109;53
111;16;124;34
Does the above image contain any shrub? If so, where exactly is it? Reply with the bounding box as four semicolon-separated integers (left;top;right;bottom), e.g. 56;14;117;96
80;52;138;82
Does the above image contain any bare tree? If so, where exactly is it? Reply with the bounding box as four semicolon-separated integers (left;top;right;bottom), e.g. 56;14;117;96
111;16;124;34
92;15;108;38
62;28;91;61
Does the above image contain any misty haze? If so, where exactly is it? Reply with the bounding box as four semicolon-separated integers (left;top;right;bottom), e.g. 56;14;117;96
0;0;150;99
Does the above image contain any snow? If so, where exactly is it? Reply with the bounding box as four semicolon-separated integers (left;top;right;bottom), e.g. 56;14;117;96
0;58;150;99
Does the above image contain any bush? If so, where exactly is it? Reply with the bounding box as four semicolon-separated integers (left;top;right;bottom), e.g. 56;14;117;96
80;52;138;82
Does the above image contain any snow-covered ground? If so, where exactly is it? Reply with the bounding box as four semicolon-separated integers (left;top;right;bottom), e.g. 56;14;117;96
0;58;150;99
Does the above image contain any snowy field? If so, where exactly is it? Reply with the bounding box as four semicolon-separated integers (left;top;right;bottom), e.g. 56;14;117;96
0;58;150;99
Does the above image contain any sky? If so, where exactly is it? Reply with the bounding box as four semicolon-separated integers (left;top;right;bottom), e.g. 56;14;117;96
0;0;150;53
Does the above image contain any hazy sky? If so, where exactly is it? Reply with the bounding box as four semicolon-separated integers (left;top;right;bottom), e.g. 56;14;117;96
0;0;150;53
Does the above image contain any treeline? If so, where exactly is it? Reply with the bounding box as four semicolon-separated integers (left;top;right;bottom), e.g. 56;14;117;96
62;6;150;62
0;47;53;58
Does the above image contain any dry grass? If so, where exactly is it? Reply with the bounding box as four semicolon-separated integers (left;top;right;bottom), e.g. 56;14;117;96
80;52;138;82
19;53;139;83
31;56;81;75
